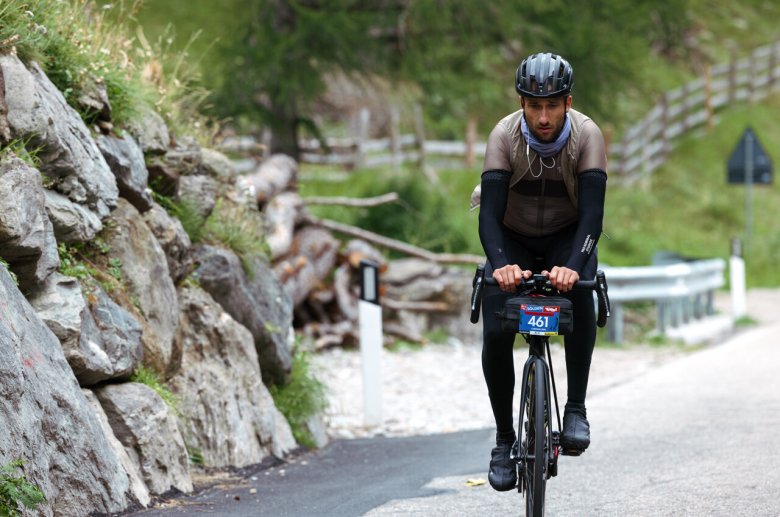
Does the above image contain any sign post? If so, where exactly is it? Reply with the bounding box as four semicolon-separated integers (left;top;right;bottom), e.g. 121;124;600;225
727;127;773;255
358;260;383;427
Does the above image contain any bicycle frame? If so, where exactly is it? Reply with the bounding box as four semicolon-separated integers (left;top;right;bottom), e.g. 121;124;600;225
476;271;609;516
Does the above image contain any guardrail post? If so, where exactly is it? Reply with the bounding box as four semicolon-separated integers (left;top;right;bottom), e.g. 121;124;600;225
607;303;624;344
730;238;747;319
359;259;383;426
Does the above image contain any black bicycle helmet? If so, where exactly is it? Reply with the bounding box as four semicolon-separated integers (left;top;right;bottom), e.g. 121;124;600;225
515;52;574;97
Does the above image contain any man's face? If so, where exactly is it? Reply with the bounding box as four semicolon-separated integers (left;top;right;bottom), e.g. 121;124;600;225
521;95;572;143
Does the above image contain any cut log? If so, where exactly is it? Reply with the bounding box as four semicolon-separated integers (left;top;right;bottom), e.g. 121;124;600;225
244;154;298;203
382;298;450;312
289;226;340;281
333;263;358;321
273;256;319;306
303;214;483;265
383;322;424;344
264;192;304;259
302;192;399;207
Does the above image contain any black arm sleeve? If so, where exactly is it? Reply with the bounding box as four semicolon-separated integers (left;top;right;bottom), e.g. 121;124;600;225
478;170;511;270
565;169;607;274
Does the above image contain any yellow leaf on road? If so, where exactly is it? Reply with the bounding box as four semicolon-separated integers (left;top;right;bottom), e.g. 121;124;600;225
465;478;486;487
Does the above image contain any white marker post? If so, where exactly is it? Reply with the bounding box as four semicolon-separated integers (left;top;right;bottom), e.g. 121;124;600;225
730;238;747;319
358;260;383;427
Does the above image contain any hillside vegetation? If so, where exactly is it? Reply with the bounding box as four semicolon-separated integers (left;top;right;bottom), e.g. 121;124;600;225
301;92;780;288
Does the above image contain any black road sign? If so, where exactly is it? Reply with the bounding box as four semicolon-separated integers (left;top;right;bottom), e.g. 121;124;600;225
727;127;773;185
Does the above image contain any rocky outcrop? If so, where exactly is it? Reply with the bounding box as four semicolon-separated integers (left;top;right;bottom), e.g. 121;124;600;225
97;133;154;213
107;198;181;376
0;54;118;218
28;273;143;386
0;50;311;517
126;104;170;155
143;202;193;284
82;389;151;507
171;285;296;467
44;188;103;243
94;382;193;496
193;245;293;385
0;266;135;516
0;156;59;290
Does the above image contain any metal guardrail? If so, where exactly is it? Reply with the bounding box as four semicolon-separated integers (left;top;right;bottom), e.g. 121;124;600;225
602;258;726;343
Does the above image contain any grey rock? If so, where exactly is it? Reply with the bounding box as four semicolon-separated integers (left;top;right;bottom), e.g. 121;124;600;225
0;54;118;217
87;283;144;379
143;203;193;284
171;286;296;468
165;136;203;176
75;78;112;123
95;382;193;496
126;104;170;155
200;147;236;181
82;389;150;508
304;413;330;449
44;189;103;243
0;156;59;290
107;199;180;376
0;265;134;516
28;273;143;386
178;174;220;219
193;245;293;385
96;133;154;212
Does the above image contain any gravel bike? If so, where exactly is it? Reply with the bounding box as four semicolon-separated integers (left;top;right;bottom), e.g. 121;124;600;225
471;267;610;517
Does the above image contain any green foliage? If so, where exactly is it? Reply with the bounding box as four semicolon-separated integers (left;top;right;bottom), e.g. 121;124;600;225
269;349;328;449
202;199;269;278
0;0;212;138
130;366;181;415
186;446;204;466
57;243;97;280
0;138;43;169
0;460;45;516
600;97;780;288
153;190;208;244
0;258;18;286
302;167;475;256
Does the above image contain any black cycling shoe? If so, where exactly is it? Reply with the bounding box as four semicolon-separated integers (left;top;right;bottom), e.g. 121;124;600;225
488;434;517;492
560;407;590;451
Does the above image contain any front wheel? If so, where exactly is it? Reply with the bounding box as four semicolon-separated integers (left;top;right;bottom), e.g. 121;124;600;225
523;359;548;517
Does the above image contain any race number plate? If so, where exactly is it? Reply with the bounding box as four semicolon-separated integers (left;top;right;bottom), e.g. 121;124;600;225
518;304;561;336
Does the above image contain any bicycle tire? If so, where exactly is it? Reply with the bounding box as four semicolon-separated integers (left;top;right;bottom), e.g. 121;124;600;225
524;358;548;517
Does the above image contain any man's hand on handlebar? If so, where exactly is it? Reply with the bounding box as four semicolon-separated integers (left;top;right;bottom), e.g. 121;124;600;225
492;264;532;292
543;266;579;293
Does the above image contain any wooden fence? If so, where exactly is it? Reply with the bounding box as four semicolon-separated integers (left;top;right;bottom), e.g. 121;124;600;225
609;41;780;183
222;42;780;180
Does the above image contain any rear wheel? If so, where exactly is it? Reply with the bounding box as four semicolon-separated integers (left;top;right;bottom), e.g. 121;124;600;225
523;359;548;517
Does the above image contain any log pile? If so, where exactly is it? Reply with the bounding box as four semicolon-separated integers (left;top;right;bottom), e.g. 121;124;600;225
240;154;484;349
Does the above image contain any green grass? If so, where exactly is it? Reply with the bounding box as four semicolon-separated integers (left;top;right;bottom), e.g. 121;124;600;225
269;349;328;449
601;96;780;287
130;365;181;415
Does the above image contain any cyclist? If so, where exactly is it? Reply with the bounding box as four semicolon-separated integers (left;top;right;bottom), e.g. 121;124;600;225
476;52;607;491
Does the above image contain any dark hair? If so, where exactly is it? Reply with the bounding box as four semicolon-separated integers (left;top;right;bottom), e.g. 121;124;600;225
515;53;574;98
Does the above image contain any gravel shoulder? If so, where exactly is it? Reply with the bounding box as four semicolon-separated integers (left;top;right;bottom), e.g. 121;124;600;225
312;288;780;440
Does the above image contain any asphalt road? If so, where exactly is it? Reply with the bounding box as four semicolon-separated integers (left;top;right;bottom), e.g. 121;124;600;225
128;320;780;517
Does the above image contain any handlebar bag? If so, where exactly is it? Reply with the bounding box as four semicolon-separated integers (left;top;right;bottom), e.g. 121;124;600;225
497;296;574;335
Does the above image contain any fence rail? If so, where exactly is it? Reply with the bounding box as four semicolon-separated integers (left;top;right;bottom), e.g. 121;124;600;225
601;258;726;344
277;41;780;180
